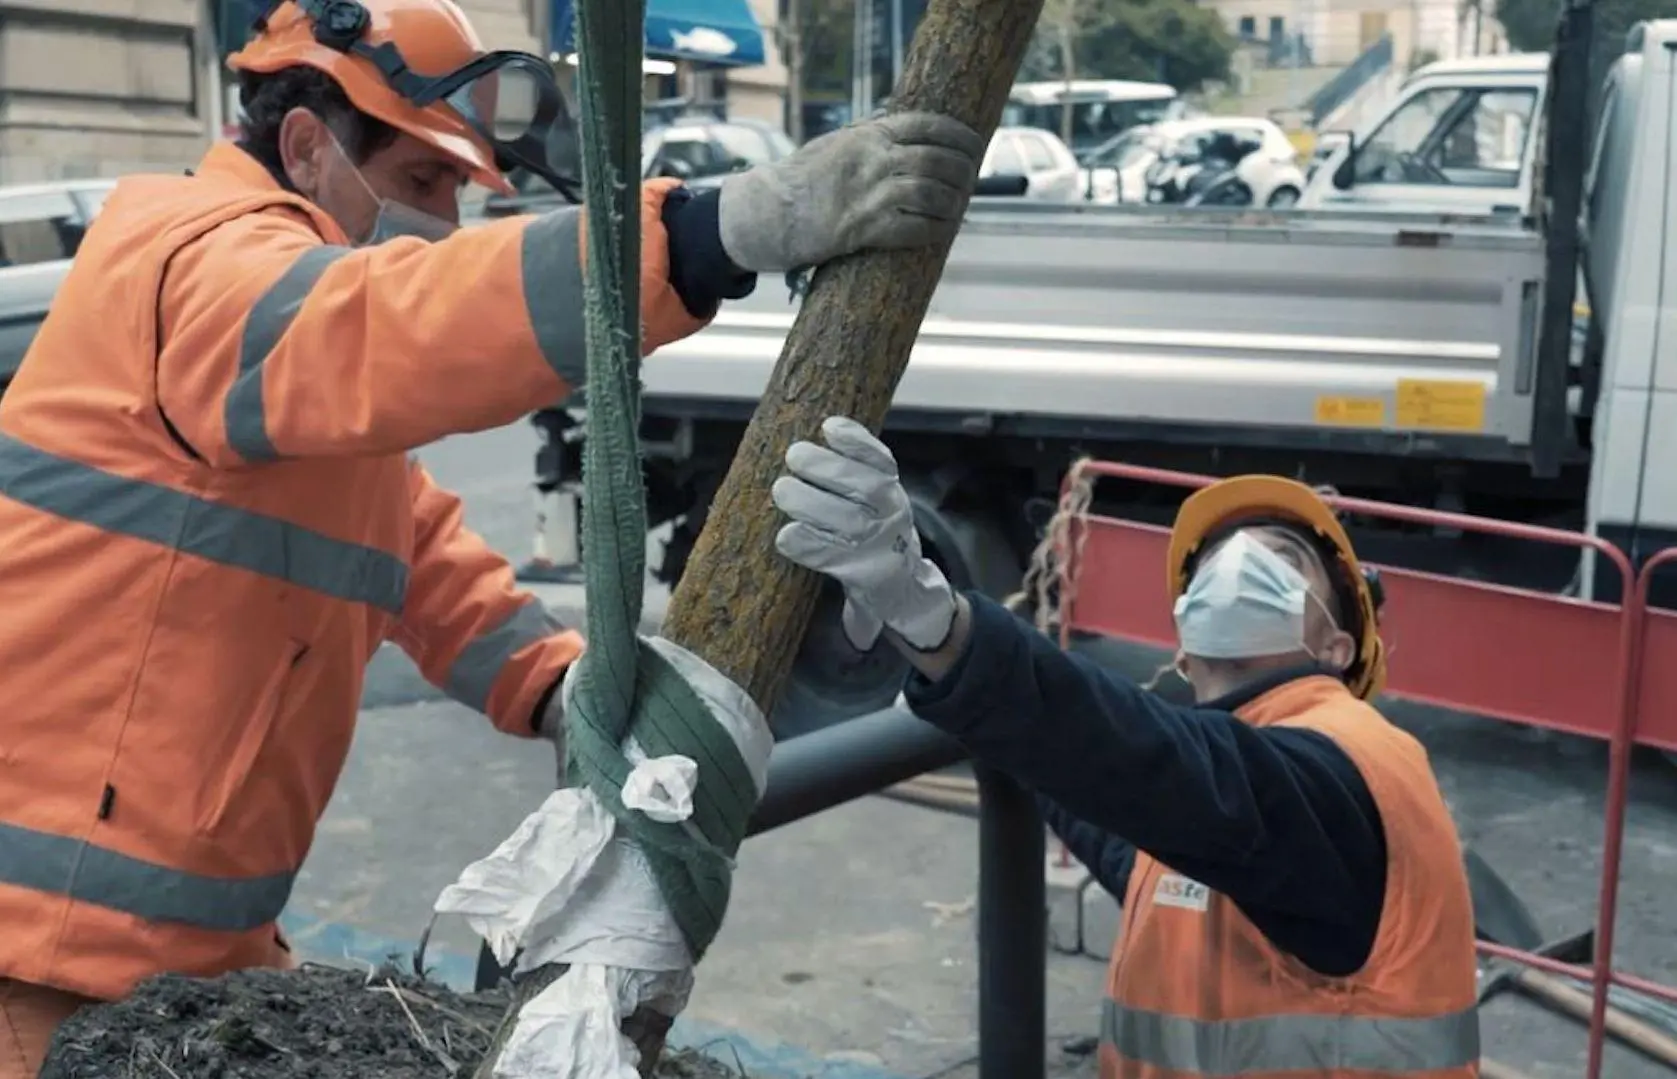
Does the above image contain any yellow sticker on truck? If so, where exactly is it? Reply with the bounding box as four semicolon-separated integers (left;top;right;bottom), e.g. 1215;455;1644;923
1314;395;1387;427
1394;379;1488;432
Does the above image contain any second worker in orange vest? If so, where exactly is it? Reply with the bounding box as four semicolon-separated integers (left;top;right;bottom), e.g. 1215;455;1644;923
767;417;1481;1079
0;2;985;1073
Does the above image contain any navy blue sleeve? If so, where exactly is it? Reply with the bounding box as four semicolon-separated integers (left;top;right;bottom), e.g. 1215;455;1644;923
1039;793;1137;899
904;593;1388;978
659;186;756;319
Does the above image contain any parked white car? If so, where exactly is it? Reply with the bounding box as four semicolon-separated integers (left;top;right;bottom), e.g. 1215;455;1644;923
1079;116;1308;207
978;126;1082;201
0;178;117;390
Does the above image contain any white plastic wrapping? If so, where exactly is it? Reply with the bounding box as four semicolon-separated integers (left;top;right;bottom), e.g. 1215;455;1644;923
432;636;771;1079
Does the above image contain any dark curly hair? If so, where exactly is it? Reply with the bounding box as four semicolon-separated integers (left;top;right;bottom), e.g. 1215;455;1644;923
236;66;401;180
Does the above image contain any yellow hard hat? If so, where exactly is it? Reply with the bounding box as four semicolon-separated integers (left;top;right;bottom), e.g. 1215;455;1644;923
1167;475;1388;700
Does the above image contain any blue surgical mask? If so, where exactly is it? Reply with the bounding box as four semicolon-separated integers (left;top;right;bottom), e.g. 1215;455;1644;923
1173;531;1312;659
361;197;458;245
329;131;459;246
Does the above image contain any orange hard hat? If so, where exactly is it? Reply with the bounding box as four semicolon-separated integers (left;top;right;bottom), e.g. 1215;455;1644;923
1166;475;1388;700
230;0;567;197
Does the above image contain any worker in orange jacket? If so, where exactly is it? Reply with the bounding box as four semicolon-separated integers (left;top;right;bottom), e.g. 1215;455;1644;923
768;418;1481;1078
0;0;984;1070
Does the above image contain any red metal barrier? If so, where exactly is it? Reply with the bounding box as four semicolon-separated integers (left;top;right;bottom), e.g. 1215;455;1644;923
1051;458;1677;1079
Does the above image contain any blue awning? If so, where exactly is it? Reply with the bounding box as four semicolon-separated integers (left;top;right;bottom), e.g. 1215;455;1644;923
551;0;767;68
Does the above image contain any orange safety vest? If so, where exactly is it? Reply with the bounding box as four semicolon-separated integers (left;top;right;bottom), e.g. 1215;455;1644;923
0;144;703;1001
1100;676;1480;1079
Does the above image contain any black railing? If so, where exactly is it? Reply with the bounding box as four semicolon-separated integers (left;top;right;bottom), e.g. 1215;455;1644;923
474;706;1049;1079
1305;33;1395;126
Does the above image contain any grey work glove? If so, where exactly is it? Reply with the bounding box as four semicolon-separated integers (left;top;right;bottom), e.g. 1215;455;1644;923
718;112;986;274
771;416;956;651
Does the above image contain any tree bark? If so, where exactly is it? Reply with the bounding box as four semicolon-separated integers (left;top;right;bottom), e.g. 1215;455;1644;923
475;2;1043;1076
660;0;1047;716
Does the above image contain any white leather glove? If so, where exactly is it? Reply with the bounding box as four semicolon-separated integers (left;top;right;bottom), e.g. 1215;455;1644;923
771;416;956;651
718;112;985;274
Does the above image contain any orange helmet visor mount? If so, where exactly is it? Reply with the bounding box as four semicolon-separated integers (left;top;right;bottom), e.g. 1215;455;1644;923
231;0;581;201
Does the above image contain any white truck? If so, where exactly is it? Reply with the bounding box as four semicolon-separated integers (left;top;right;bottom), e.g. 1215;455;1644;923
525;14;1672;729
1300;51;1552;217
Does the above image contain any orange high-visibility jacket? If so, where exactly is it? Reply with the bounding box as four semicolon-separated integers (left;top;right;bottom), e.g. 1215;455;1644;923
0;142;707;1001
1101;676;1480;1079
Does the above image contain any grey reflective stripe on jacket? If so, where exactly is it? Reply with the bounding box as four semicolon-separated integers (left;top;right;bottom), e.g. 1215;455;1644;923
1102;997;1481;1075
224;244;351;462
224;209;587;464
443;598;566;713
0;432;407;613
0;820;291;932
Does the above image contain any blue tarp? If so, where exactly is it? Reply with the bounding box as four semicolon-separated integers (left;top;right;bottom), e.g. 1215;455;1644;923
551;0;768;67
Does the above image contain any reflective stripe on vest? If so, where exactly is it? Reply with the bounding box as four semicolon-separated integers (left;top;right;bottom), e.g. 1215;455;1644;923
1102;997;1481;1075
0;433;408;613
0;821;291;932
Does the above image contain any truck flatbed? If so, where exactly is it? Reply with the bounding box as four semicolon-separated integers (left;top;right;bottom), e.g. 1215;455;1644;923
642;203;1552;461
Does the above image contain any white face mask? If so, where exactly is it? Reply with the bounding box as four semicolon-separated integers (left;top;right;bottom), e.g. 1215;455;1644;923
329;132;459;246
1173;531;1318;660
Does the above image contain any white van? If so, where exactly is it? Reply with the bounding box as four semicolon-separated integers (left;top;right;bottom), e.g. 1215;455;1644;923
1002;79;1189;157
1299;52;1550;215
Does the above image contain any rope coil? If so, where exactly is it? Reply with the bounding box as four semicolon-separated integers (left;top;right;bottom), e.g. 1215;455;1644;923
1006;455;1095;636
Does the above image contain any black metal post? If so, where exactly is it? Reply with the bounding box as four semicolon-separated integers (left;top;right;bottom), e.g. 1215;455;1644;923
976;764;1046;1079
746;707;965;837
1526;0;1594;479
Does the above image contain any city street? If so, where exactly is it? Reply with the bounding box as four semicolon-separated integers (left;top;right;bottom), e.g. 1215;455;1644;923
3;1;1669;1076
279;420;1677;1079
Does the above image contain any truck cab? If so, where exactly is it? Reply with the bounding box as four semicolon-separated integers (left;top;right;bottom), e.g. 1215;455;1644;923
1578;21;1677;593
1300;52;1551;216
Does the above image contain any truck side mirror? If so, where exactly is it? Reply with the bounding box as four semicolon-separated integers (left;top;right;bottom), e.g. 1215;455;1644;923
1332;140;1358;190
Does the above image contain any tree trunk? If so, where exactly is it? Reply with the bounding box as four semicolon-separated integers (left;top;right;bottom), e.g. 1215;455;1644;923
1058;20;1076;149
475;2;1043;1076
660;0;1046;714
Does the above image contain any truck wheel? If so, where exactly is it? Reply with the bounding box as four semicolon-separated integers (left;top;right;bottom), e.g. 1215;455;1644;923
771;484;1023;737
771;576;914;739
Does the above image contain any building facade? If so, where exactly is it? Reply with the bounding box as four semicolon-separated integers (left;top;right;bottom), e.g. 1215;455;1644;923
0;0;216;183
1203;0;1508;69
725;0;788;127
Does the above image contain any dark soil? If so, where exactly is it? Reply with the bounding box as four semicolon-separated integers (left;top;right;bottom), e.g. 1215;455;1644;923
41;963;750;1079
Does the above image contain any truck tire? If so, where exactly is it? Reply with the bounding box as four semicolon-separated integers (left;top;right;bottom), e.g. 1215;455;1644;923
771;481;1024;737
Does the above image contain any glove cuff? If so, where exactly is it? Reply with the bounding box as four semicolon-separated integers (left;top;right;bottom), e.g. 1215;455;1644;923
886;560;959;652
718;176;774;274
